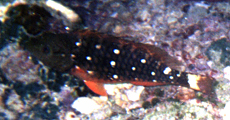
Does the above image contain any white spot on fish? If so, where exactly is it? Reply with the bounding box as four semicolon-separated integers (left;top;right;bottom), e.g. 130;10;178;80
87;71;94;75
75;65;80;69
113;74;118;79
141;59;146;64
110;61;116;67
75;42;81;46
163;67;171;75
177;73;181;77
95;44;101;49
132;67;136;71
113;49;120;54
71;54;76;58
151;71;155;76
86;56;92;61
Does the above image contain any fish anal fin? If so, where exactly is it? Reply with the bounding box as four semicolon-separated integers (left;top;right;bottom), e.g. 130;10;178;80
84;81;107;96
71;67;107;96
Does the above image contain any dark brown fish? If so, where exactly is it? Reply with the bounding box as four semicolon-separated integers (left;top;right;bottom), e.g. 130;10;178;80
22;30;214;96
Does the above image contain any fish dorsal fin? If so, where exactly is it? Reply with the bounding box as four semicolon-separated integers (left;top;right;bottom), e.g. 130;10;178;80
132;43;186;72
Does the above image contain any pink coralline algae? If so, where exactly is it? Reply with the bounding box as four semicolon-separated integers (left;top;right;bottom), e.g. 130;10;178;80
1;0;230;119
0;43;41;84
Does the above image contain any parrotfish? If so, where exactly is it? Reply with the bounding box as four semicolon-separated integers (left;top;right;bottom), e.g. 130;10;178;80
21;30;214;96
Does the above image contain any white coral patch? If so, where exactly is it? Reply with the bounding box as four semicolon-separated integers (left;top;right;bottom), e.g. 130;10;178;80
124;86;145;101
104;83;144;101
0;3;12;23
71;97;102;114
223;100;230;120
46;0;80;22
224;66;230;80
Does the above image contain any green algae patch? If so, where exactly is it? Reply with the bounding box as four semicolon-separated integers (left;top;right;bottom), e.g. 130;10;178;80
144;101;215;120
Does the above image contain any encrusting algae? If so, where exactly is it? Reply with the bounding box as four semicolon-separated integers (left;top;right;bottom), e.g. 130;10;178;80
1;0;226;119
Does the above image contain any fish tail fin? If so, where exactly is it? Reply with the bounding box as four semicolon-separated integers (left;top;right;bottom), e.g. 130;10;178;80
187;74;215;95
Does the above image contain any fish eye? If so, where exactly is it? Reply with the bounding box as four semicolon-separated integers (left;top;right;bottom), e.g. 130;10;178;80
41;45;51;55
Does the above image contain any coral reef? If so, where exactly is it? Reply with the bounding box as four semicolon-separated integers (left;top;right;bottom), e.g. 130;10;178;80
0;43;41;84
0;0;230;119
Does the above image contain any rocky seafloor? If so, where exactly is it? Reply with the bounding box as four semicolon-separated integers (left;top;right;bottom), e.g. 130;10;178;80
1;0;230;119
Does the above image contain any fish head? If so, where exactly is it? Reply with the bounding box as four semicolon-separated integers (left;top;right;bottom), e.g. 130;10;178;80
21;32;74;72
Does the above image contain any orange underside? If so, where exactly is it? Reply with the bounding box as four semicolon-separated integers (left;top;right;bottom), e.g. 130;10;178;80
84;81;107;96
131;81;167;86
71;67;168;96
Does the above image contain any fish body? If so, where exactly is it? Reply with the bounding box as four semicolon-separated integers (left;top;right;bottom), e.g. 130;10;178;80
22;30;214;96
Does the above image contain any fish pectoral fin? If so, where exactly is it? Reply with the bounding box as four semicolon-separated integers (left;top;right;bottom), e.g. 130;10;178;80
84;80;107;96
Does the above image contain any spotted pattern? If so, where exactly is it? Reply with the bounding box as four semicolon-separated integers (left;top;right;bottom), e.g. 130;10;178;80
71;35;188;85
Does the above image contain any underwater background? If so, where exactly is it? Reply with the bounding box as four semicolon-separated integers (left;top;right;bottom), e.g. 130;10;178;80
0;0;230;119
